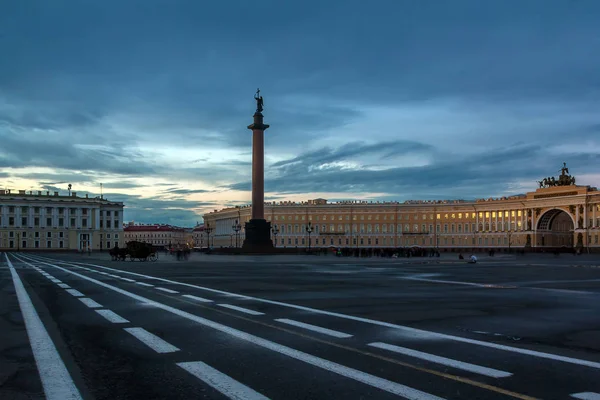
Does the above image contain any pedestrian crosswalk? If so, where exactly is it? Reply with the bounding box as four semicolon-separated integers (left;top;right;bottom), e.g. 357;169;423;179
7;252;600;399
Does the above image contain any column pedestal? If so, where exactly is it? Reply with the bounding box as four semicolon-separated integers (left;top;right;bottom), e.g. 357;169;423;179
242;219;273;252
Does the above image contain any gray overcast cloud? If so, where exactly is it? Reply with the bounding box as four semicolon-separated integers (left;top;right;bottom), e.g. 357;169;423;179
1;0;600;226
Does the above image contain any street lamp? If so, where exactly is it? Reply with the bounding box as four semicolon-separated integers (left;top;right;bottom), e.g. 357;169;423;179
232;219;241;248
271;224;279;247
306;222;313;253
205;223;214;248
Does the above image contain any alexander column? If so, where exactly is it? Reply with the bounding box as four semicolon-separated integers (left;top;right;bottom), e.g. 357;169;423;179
242;89;274;251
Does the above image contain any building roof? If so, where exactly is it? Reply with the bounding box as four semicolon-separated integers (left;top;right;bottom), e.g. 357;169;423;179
124;224;186;232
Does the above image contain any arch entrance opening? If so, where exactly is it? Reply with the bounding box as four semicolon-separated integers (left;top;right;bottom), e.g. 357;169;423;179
536;209;574;248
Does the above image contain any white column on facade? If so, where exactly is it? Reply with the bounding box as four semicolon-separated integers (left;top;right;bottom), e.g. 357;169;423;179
29;207;34;228
94;208;100;229
487;213;491;232
1;206;6;227
584;204;588;228
594;203;597;227
15;206;21;227
576;205;580;229
501;211;505;231
495;212;498;231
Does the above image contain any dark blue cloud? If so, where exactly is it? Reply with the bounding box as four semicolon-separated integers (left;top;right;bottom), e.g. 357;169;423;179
1;0;600;226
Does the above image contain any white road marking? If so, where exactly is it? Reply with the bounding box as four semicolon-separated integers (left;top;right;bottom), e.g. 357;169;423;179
120;277;136;282
156;287;179;294
24;257;444;400
65;289;85;297
57;283;71;289
124;327;180;353
571;393;600;400
177;361;270;400
95;309;130;324
275;319;353;338
51;279;62;283
5;254;83;400
218;304;264;316
78;298;102;309
107;274;120;278
182;294;213;303
135;282;154;287
22;254;600;370
368;342;512;378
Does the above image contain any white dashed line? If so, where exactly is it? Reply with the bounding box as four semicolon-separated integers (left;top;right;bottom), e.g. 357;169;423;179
95;309;130;324
78;298;103;309
182;294;213;303
5;255;83;400
135;282;154;287
65;289;85;297
156;287;179;294
572;393;600;400
124;327;180;354
57;283;71;289
368;342;512;378
22;257;442;400
217;304;264;316
275;319;353;338
120;277;136;282
177;361;269;400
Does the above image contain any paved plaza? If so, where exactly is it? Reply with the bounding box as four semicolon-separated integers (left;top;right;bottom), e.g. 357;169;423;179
2;252;600;399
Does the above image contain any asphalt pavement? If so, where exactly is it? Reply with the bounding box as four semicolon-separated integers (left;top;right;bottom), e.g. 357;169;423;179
2;251;600;400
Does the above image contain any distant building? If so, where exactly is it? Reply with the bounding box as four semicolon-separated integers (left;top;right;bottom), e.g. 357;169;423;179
0;189;124;251
192;224;206;248
204;166;600;252
123;222;194;248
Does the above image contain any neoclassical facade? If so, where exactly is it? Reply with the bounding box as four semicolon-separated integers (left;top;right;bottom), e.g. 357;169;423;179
0;189;124;251
204;169;600;252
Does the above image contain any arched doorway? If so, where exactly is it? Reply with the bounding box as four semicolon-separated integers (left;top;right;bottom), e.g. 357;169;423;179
536;209;574;248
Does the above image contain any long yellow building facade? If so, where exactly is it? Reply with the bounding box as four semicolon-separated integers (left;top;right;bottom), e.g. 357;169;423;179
204;168;600;252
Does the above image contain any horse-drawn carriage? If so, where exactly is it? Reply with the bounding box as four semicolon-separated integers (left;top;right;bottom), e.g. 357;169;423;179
109;241;158;262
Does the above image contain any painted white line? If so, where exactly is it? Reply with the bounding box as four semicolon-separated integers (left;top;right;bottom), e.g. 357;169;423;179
135;282;154;287
120;277;136;282
22;256;443;400
78;298;102;309
275;319;352;338
95;309;130;324
23;254;600;370
124;327;180;354
572;393;600;400
51;279;62;283
182;294;213;303
65;289;85;297
5;254;83;400
57;283;71;289
177;361;269;400
156;287;179;294
368;342;512;378
218;304;264;316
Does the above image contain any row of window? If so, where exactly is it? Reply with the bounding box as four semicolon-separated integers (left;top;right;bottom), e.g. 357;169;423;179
0;216;120;228
2;241;118;249
273;221;527;235
274;210;529;222
271;205;600;222
1;206;119;217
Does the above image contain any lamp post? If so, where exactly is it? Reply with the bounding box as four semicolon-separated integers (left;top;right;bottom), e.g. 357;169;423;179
232;219;242;248
306;221;313;253
271;225;279;247
205;223;214;248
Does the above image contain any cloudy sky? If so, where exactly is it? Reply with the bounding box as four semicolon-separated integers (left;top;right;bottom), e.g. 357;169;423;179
1;1;600;227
